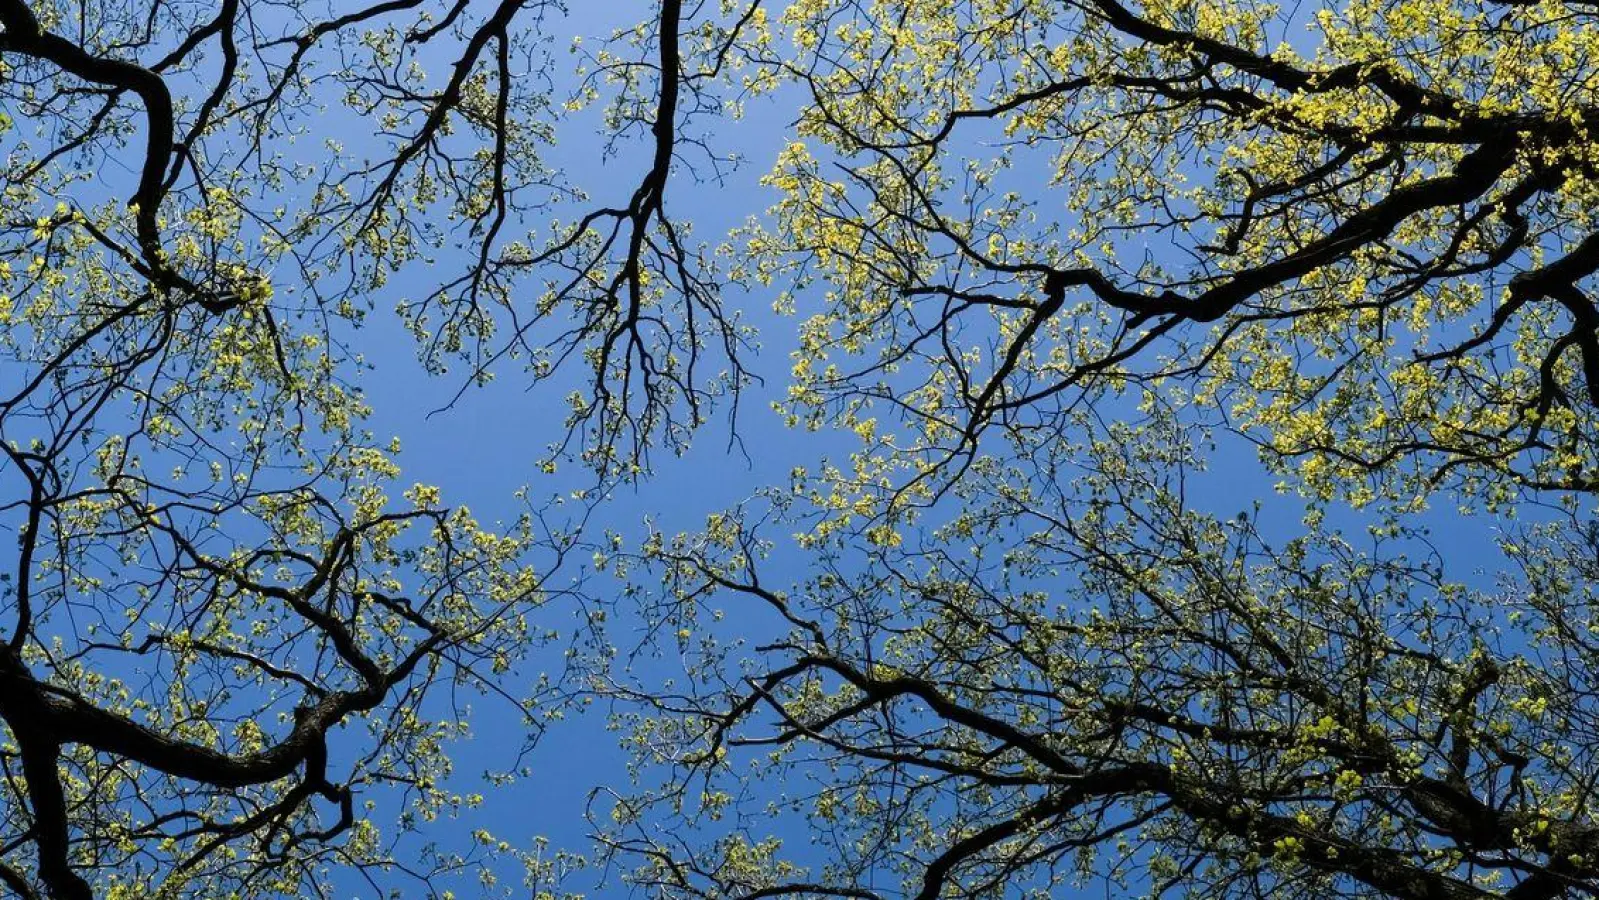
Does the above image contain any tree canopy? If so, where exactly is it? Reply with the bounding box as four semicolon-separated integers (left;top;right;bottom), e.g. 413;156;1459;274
1;0;1598;898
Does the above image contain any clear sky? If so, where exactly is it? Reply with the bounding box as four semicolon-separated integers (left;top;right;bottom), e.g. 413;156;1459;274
0;0;1586;896
303;4;1530;896
330;6;840;893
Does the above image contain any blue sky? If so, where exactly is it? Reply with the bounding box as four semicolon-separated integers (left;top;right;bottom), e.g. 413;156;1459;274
0;0;1580;897
292;3;1542;896
330;6;828;893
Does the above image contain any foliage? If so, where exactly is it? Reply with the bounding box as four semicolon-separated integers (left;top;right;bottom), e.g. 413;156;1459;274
586;0;1599;898
606;410;1599;899
0;0;717;894
7;0;1599;898
753;0;1599;503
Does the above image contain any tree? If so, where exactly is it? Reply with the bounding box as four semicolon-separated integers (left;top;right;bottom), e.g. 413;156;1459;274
584;0;1599;897
751;0;1599;502
607;412;1599;899
0;0;748;895
8;0;1599;897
